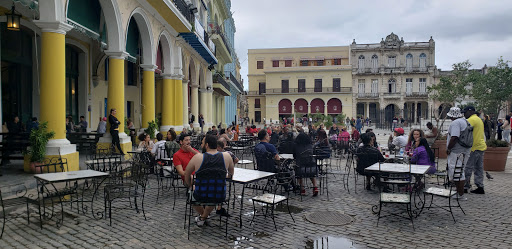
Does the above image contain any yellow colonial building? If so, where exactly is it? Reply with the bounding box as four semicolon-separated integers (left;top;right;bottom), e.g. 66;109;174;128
247;46;352;124
0;0;240;172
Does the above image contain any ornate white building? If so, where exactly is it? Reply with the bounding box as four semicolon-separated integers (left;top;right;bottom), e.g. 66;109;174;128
350;33;436;125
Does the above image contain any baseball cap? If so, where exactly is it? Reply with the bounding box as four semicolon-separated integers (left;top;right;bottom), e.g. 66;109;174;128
394;128;404;135
461;106;476;113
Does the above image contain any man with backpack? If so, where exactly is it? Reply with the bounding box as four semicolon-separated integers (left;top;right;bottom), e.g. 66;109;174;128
462;106;487;194
446;107;471;201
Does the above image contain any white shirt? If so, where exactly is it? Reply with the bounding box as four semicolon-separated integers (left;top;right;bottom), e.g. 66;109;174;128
392;135;408;148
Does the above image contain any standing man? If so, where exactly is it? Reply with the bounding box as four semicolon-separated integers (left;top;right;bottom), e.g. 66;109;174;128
79;116;88;132
462;106;487;194
446;107;470;200
108;109;124;155
184;135;234;226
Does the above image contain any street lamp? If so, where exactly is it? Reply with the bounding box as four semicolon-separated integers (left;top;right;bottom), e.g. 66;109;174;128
6;5;21;31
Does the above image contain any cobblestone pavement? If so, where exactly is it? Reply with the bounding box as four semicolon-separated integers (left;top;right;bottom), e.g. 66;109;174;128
1;132;512;248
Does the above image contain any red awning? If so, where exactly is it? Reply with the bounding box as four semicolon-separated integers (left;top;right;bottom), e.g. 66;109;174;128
327;98;342;114
310;98;325;114
294;99;308;113
279;99;292;114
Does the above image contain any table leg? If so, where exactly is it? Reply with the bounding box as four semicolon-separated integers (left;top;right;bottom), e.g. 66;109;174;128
239;184;246;228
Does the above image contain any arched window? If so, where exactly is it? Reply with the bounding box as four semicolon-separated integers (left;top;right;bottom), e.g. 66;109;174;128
358;55;365;72
388;78;396;93
419;53;427;71
406;54;413;72
371;54;378;72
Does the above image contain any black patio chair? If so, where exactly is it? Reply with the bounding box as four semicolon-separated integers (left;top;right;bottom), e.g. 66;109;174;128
250;172;295;231
376;161;415;230
1;184;41;238
422;153;466;222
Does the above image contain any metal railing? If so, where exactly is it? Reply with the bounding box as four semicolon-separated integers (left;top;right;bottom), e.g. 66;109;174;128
172;0;194;25
229;73;243;92
382;92;401;98
213;73;230;90
357;93;380;98
405;92;428;97
247;87;351;95
207;22;232;56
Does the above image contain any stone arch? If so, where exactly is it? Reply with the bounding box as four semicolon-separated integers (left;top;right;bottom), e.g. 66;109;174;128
327;98;342;114
157;31;173;75
126;7;155;65
279;99;292;114
311;98;325;114
98;0;123;52
294;98;308;114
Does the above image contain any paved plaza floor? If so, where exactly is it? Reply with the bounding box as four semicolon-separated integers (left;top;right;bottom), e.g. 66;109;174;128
1;128;512;248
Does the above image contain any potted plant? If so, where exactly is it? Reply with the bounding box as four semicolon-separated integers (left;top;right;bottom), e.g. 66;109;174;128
428;61;474;158
24;122;55;173
146;119;159;140
471;57;512;171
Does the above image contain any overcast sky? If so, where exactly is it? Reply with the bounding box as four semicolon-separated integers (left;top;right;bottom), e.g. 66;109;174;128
230;0;512;90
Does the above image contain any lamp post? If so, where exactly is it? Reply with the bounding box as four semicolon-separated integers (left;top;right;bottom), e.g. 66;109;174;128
6;5;21;31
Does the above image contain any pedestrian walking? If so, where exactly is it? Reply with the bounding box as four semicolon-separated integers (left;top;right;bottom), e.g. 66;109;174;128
108;108;124;155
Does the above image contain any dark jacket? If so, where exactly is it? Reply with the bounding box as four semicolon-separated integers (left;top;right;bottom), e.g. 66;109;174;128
355;145;385;175
109;114;120;132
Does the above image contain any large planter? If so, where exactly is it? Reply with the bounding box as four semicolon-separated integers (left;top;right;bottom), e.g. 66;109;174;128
433;139;447;159
483;146;509;171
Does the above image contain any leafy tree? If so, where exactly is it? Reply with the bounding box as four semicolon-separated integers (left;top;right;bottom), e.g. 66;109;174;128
427;61;476;137
471;57;512;143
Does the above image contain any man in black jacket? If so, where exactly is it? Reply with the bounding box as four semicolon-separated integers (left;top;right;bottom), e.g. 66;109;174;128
109;108;124;155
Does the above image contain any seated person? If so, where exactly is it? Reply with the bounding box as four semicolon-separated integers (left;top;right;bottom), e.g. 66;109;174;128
138;133;155;152
313;129;331;159
410;138;436;174
351;126;360;141
184;135;234;226
293;133;318;196
173;133;200;181
151;133;167;160
277;126;294;154
355;133;386;190
254;129;280;173
388;127;407;151
405;129;425;152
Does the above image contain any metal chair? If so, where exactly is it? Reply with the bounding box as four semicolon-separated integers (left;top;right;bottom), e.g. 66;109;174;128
422;153;466;222
185;167;230;239
103;161;149;226
1;184;40;238
250;173;295;231
430;147;447;185
376;161;415;230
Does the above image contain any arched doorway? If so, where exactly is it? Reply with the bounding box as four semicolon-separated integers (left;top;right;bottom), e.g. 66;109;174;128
294;98;308;115
279;99;292;121
327;98;342;122
310;98;325;114
385;104;397;123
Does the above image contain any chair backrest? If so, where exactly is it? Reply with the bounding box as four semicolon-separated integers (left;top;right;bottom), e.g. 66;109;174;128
193;167;227;203
296;149;316;168
451;153;466;182
35;157;68;173
254;145;276;173
87;156;122;173
155;143;168;160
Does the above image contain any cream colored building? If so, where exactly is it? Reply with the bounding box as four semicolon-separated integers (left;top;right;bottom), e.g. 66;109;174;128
350;33;436;125
247;46;353;124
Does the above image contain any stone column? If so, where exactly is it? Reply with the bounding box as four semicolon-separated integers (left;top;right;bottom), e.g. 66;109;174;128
206;89;214;128
182;80;189;129
366;102;370;119
200;88;208;129
173;76;183;131
140;64;157;129
33;21;78;172
191;84;199;128
216;96;222;127
221;97;226;127
155;77;162;118
160;74;174;132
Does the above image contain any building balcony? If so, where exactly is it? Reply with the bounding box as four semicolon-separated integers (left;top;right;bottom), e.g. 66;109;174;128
172;0;194;25
213;73;230;96
405;92;428;98
208;22;232;62
404;67;429;73
179;17;217;65
255;87;352;94
228;73;243;93
382;92;401;99
357;93;380;99
356;68;380;74
148;0;193;33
